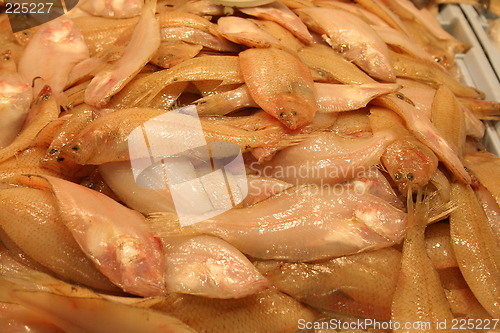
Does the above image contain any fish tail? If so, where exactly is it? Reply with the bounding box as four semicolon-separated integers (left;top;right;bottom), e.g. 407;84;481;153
146;212;199;238
406;188;429;229
143;0;157;13
278;133;310;149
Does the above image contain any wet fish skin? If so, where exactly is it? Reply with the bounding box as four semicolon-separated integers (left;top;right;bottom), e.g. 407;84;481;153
18;18;89;99
162;235;269;299
150;42;203;69
185;184;407;261
254;130;396;185
391;193;455;332
297;7;395;82
40;175;167;297
450;182;500;318
381;136;439;194
425;222;457;270
84;1;160;107
152;288;317;333
254;247;402;320
0;86;59;164
0;74;32;149
217;17;281;48
431;85;466;157
239;47;317;130
0;186;118;292
240;1;314;44
373;95;471;184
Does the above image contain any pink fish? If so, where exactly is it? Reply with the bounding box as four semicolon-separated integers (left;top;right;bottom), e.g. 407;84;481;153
42;175;165;297
297;7;395;82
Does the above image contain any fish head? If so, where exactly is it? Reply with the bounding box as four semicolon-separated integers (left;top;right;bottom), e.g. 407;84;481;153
381;137;439;194
274;82;316;130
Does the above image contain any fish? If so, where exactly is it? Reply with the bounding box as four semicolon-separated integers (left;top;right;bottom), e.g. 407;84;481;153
0;147;65;181
152;288;317;333
160;27;239;52
99;160;176;214
352;0;412;35
161;235;269;298
240;1;313;44
42;106;95;178
437;267;490;318
399;86;435;118
431;85;466;156
297;7;395;82
175;0;226;16
239;47;317;129
18;18;89;100
0;49;18;76
243;175;294;206
158;8;221;37
73;16;138;56
25;175;167;297
0;74;32;149
78;0;144;18
381;136;439;194
254;247;402;320
217;17;281;48
449;182;500;318
391;191;455;331
0;286;196;333
150;42;203;69
425;222;458;269
0;86;59;164
250;18;305;52
107;55;243;108
150;182;407;261
84;0;161;107
195;84;258;116
315;82;400;113
252;130;396;185
298;44;375;84
315;0;390;27
280;0;315;8
464;151;500;206
458;97;500;120
0;186;119;292
67;37;128;87
385;0;469;55
313;108;369;137
63;107;300;165
474;182;500;243
390;51;484;99
0;302;65;333
372;25;438;65
146;81;189;110
373;95;471;184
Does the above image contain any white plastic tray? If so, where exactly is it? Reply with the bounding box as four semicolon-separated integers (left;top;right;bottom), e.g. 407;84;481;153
439;4;500;155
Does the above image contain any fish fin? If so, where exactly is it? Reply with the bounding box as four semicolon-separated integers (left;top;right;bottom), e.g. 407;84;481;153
278;133;310;149
146;212;200;238
0;174;51;191
428;193;458;224
406;188;430;229
408;189;453;227
144;0;157;13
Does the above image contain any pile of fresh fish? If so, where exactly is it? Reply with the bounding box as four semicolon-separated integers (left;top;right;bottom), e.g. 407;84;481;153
0;0;499;332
